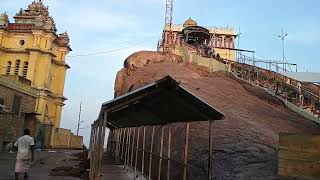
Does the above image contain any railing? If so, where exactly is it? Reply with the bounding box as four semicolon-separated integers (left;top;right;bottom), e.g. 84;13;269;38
230;62;320;119
105;122;214;180
237;53;298;73
176;43;319;119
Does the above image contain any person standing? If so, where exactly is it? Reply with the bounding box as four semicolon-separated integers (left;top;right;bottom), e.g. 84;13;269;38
14;129;35;180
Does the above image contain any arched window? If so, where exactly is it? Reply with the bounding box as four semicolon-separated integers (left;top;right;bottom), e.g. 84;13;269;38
22;62;29;78
6;61;11;75
14;60;20;75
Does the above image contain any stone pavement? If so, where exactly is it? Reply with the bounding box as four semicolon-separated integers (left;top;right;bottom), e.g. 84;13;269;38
0;150;82;180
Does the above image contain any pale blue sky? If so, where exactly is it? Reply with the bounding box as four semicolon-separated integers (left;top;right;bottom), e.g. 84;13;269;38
1;0;319;145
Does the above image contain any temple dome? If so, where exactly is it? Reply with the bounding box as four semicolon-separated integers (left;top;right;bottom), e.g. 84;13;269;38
183;18;197;27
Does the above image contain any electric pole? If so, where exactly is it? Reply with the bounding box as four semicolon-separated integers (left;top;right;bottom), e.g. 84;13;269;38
76;101;82;136
237;27;242;60
277;28;288;71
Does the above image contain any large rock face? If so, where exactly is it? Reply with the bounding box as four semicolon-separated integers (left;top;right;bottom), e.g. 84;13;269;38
114;51;182;97
112;51;320;179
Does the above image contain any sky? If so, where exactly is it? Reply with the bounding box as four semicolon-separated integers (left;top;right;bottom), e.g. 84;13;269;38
1;0;320;145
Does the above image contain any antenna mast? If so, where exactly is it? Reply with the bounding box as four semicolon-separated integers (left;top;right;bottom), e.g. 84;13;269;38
165;0;173;26
164;0;173;53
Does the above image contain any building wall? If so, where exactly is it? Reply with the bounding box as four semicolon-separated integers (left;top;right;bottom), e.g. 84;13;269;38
0;75;38;147
0;76;37;114
175;46;227;72
51;128;83;149
162;23;237;62
0;28;70;128
0;113;25;143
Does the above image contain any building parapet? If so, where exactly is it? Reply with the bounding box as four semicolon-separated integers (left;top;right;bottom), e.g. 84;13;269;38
0;75;38;97
165;24;236;35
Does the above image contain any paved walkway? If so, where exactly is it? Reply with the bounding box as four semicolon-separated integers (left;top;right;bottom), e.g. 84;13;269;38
0;150;82;180
101;154;147;180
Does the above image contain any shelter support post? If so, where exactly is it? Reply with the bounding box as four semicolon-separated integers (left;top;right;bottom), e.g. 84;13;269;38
158;126;164;180
96;112;107;180
208;120;213;180
148;126;155;180
135;127;140;177
116;129;120;160
131;128;136;167
167;124;172;180
91;123;99;180
121;128;126;161
183;123;190;180
92;122;101;180
141;127;146;179
89;124;96;179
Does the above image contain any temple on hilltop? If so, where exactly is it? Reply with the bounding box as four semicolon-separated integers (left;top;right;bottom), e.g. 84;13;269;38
0;1;82;149
159;18;238;61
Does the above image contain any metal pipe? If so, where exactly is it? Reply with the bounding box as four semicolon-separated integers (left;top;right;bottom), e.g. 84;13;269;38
158;126;164;180
183;123;189;180
148;126;155;180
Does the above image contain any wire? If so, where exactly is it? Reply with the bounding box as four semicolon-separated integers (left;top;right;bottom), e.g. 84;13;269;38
67;39;153;58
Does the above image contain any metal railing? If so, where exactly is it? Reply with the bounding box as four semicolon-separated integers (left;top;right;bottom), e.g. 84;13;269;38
89;120;215;180
230;62;320;119
106;123;212;180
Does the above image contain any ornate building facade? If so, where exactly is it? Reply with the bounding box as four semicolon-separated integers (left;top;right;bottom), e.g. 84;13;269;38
0;1;71;128
160;18;237;61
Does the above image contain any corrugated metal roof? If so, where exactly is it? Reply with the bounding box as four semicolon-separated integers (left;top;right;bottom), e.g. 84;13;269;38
280;72;320;83
100;76;224;129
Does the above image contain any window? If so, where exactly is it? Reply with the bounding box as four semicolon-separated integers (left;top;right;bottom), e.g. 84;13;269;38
0;97;4;112
19;39;25;46
14;60;20;75
12;95;22;116
45;105;49;117
22;62;29;78
225;37;229;48
6;61;11;75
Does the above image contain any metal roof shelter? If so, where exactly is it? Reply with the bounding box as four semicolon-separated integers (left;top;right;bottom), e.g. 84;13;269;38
101;75;224;129
89;75;224;180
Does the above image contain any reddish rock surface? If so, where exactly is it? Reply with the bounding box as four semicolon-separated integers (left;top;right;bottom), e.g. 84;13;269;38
112;51;320;179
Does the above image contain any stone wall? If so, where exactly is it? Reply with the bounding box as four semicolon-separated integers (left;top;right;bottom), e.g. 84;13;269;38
0;75;37;114
0;113;24;143
0;75;38;150
51;128;83;149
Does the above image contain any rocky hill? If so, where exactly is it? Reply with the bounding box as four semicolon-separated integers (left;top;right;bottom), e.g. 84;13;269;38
113;51;320;179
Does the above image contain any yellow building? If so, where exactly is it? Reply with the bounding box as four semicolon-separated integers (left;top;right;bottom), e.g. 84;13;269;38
160;18;237;61
0;1;71;128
